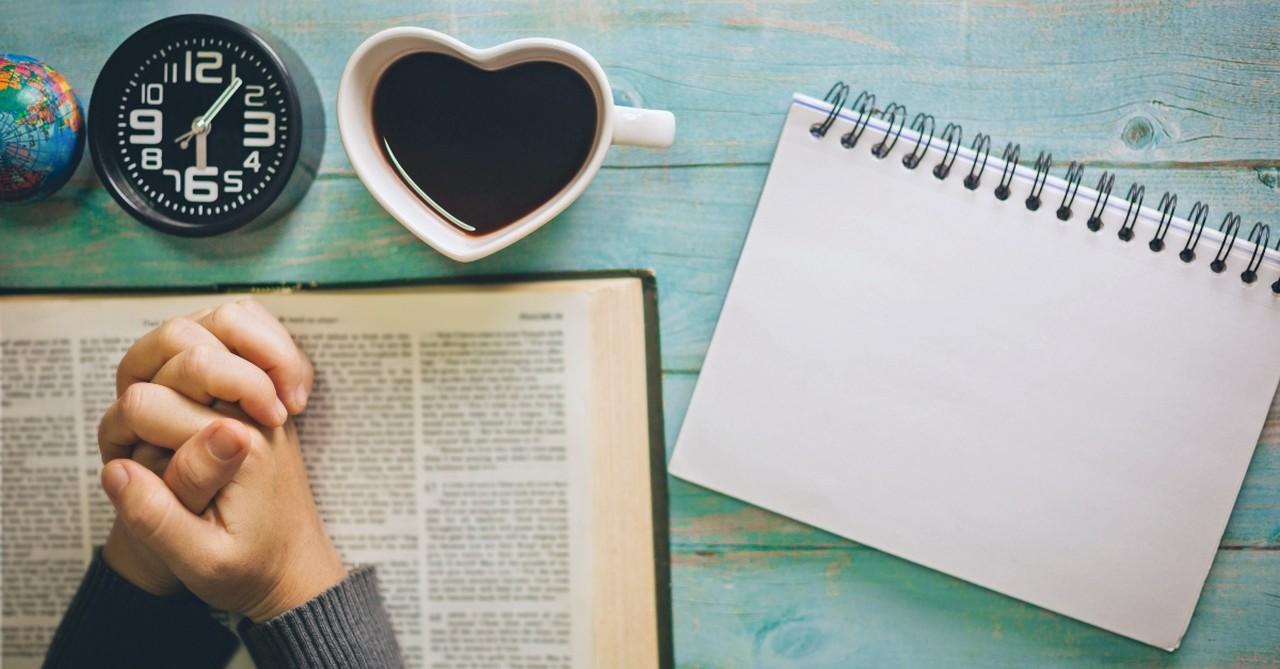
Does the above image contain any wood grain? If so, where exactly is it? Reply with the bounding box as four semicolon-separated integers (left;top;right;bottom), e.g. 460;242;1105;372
2;0;1278;664
671;547;1280;667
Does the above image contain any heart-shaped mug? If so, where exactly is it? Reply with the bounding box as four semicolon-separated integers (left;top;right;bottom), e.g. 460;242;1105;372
338;28;676;262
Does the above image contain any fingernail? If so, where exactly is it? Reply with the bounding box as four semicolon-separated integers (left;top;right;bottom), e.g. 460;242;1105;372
209;425;243;461
291;383;308;412
273;398;289;425
102;462;130;500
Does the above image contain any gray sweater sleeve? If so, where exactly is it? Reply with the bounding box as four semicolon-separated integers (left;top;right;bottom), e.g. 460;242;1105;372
238;566;406;669
43;548;238;669
46;551;403;669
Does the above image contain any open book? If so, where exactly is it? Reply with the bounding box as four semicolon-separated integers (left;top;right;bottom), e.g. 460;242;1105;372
0;272;671;669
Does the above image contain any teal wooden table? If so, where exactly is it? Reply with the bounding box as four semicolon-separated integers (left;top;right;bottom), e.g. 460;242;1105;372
4;2;1278;665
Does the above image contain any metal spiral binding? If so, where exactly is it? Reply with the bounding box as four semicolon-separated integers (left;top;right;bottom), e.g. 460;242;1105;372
840;91;876;149
903;113;935;169
1149;192;1177;252
811;82;849;138
1056;162;1084;221
964;134;991;190
934;124;962;180
994;143;1020;201
1241;223;1271;284
1179;202;1209;263
1210;213;1242;274
1117;183;1145;242
1087;172;1115;232
814;85;1277;291
1025;152;1052;211
871;103;907;159
1272;235;1280;294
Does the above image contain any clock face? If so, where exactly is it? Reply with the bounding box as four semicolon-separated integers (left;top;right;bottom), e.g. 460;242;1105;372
89;15;322;236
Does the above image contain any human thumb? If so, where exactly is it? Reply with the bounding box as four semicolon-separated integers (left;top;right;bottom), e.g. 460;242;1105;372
164;419;250;515
102;458;212;563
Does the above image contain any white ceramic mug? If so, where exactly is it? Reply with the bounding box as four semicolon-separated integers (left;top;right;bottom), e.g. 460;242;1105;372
338;28;676;262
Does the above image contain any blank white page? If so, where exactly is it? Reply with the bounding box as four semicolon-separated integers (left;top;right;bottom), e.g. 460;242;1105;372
669;95;1280;650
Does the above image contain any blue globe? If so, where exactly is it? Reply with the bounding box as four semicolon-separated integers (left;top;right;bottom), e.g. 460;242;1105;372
0;54;85;204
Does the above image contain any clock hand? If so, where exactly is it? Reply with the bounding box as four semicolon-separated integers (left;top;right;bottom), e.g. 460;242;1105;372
197;76;243;128
195;129;209;169
175;76;243;147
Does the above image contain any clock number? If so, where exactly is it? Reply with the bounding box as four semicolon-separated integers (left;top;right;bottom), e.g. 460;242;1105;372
162;169;182;191
128;109;163;145
141;83;163;105
140;148;162;170
184;166;220;202
183;51;223;83
243;150;262;172
224;170;244;194
243;111;276;147
195;51;223;84
244;85;266;107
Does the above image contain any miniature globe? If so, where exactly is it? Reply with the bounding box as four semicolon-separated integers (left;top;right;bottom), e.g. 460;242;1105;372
0;55;84;204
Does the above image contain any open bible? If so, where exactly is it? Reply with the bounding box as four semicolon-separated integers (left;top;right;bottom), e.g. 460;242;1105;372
1;272;671;669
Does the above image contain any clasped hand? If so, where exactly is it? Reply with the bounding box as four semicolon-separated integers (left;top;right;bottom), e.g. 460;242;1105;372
98;299;346;623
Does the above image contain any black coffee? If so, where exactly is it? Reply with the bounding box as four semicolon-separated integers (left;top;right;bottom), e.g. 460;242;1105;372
373;52;599;236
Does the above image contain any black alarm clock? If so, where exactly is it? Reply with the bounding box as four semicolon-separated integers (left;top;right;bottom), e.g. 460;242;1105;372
89;15;323;236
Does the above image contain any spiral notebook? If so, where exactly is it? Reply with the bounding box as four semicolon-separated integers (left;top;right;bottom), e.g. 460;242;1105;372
668;87;1280;651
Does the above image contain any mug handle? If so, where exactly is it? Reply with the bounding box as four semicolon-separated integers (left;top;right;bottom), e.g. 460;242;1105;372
612;106;676;148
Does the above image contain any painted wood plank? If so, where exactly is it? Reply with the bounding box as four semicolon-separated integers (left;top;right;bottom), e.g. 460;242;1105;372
1;1;1278;172
4;166;1278;372
0;169;761;376
669;545;1280;667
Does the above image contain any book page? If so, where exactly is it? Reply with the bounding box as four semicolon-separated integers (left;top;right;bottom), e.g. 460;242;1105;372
1;317;130;664
1;289;594;669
